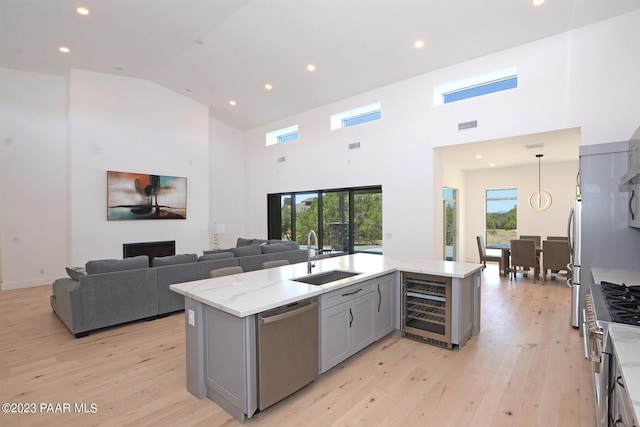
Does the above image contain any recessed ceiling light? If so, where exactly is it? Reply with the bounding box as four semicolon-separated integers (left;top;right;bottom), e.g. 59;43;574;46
414;40;425;49
490;163;496;167
265;83;273;90
58;46;70;53
475;154;483;159
229;100;237;106
532;0;544;5
76;6;90;15
307;64;316;72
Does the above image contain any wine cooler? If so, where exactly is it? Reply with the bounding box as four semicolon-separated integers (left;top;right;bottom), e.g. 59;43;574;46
401;272;452;349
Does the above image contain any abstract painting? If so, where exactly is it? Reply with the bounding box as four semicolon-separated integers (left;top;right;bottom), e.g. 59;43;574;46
107;171;187;220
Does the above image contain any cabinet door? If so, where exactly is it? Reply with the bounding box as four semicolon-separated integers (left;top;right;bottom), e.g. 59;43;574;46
320;301;351;373
374;276;394;340
628;185;640;228
350;292;376;355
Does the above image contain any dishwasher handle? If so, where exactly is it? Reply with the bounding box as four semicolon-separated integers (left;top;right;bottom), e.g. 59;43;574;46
259;300;318;324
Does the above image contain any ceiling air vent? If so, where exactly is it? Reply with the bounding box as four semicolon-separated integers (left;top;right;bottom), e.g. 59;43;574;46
277;156;286;163
524;143;544;150
348;142;361;150
458;120;478;130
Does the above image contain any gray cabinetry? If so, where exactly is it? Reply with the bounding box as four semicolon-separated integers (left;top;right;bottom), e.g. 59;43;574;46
374;274;395;340
619;127;640;228
184;298;257;423
320;280;376;373
320;273;397;373
610;346;638;426
628;185;640;228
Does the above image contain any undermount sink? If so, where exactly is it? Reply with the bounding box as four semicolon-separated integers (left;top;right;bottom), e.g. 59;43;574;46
292;270;362;286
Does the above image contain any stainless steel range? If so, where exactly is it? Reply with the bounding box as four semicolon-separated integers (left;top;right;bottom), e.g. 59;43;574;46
584;269;640;426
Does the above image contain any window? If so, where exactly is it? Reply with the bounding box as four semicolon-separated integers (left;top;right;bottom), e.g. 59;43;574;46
443;188;457;261
486;188;517;245
444;76;517;104
330;103;381;130
434;67;518;105
266;125;299;146
268;186;382;255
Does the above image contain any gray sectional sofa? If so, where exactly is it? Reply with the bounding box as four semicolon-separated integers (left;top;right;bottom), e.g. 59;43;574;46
50;239;307;337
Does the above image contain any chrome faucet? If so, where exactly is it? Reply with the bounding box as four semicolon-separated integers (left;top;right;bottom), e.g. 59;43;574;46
307;230;318;274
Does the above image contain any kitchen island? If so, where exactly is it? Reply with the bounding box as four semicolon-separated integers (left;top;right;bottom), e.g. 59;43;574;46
170;253;482;422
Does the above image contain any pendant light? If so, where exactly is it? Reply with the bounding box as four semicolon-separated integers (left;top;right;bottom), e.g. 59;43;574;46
528;154;552;211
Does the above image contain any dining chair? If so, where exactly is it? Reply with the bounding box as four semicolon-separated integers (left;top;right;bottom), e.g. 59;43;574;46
210;266;244;278
546;236;568;241
542;240;571;282
510;239;540;282
476;235;503;272
519;235;541;246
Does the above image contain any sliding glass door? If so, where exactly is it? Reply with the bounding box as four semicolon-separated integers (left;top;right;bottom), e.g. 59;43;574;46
268;186;382;255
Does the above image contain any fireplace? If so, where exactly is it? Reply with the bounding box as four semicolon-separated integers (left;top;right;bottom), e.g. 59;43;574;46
123;240;175;266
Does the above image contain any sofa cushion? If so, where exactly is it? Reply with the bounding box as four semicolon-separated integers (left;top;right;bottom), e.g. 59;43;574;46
66;266;87;281
269;240;300;250
236;237;268;247
261;241;299;254
203;248;233;255
152;253;198;267
199;252;234;261
231;244;261;257
85;255;149;275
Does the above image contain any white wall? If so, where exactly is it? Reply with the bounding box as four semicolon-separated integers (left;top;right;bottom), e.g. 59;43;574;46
0;68;211;289
241;11;640;262
209;118;246;249
463;161;579;263
0;68;68;289
67;70;210;264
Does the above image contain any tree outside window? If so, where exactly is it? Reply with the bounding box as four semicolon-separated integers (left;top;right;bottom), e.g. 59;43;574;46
486;188;517;245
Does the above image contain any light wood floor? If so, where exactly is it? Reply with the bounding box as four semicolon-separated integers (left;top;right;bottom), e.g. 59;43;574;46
0;266;595;426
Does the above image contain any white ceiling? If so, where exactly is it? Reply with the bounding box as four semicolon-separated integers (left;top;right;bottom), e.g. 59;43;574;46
437;127;582;171
2;0;639;133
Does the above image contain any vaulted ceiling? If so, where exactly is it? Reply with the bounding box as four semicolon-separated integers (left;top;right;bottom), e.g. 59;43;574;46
2;0;639;133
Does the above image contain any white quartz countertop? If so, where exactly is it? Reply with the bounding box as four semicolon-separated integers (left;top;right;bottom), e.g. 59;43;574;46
607;323;640;424
592;267;640;287
169;253;482;317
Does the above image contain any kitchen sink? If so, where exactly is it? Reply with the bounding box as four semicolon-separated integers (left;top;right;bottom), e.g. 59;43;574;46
292;270;362;285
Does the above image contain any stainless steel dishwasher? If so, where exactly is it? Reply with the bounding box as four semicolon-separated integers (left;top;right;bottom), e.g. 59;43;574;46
257;297;319;411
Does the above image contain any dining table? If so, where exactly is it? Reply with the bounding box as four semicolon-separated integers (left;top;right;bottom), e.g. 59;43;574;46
486;242;542;277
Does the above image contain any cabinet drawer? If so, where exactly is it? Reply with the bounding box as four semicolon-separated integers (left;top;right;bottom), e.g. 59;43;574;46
320;280;374;310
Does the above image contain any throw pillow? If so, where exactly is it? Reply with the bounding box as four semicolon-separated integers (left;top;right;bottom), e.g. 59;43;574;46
236;238;254;247
66;266;87;281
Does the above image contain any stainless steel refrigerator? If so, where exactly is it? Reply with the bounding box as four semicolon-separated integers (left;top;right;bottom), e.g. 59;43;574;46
577;141;640;328
568;199;581;329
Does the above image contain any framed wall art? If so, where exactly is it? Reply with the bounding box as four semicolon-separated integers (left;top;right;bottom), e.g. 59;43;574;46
107;171;187;220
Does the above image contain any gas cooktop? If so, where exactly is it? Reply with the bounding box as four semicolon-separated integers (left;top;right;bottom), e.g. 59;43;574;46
601;281;640;327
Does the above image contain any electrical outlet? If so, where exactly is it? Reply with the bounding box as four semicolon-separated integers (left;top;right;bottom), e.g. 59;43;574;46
188;309;195;326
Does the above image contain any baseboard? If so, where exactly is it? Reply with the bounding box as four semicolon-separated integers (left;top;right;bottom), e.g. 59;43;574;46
1;277;53;291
